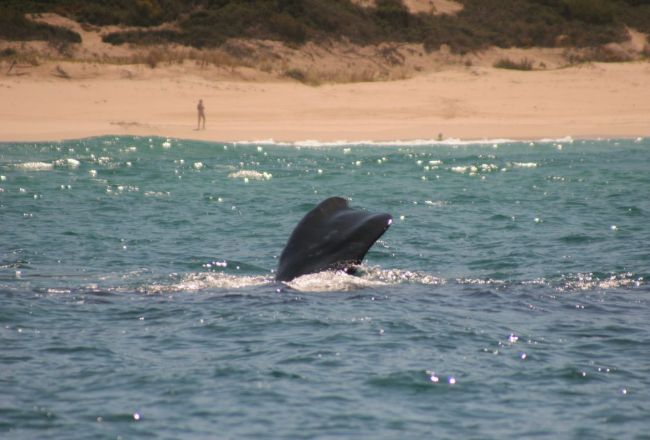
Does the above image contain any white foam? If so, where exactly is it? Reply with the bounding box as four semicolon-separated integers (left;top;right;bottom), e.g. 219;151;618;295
456;278;507;285
140;266;448;294
144;191;171;197
53;158;80;169
144;272;272;293
451;165;468;173
235;138;503;148
480;163;498;172
232;137;576;148
228;170;272;180
538;136;574;144
510;162;538;168
451;165;478;174
558;272;644;291
286;271;386;292
15;162;54;171
361;267;445;285
106;185;139;194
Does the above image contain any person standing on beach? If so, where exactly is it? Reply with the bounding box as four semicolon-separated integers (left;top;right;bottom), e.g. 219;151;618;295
197;99;206;130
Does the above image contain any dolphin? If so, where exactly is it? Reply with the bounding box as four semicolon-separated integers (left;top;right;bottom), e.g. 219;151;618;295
275;197;392;282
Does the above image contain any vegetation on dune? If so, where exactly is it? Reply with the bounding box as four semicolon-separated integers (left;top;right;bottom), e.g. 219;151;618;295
1;0;650;54
0;8;81;43
493;57;535;71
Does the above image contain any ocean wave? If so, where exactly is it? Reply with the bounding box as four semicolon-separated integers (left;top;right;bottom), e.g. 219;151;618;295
142;272;272;293
53;158;81;168
286;271;386;292
227;170;273;181
44;269;646;296
138;268;645;294
509;162;538;168
13;158;82;171
556;272;644;292
14;162;54;171
139;267;446;294
454;272;645;292
232;136;575;148
359;267;445;285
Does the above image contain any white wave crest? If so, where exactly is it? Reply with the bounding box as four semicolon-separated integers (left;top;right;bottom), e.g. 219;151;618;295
144;272;272;293
140;266;447;294
286;271;386;292
232;136;575;148
557;272;644;292
53;158;81;168
14;162;54;171
360;267;445;285
228;170;272;181
510;162;538;168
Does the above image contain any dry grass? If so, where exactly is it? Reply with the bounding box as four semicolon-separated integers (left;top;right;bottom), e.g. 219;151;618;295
123;47;250;69
563;46;637;64
0;46;42;69
284;65;411;86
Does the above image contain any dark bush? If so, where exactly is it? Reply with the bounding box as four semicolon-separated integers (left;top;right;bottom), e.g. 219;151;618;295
102;29;182;46
494;57;535;70
74;4;125;26
563;0;616;24
269;13;308;44
284;67;307;82
2;0;650;54
0;8;81;43
0;47;18;57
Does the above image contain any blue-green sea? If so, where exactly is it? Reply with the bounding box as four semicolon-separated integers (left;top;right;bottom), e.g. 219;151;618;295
1;136;649;439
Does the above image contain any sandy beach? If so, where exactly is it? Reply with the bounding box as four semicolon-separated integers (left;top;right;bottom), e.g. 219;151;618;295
1;11;649;143
2;60;648;143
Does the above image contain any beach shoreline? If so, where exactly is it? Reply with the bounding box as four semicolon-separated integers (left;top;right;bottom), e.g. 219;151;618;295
1;60;649;144
2;10;649;145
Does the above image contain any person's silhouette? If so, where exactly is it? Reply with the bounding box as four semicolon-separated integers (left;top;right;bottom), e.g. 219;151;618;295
197;99;206;130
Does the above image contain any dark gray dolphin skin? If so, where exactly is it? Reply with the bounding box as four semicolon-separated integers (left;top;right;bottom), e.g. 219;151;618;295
275;197;392;282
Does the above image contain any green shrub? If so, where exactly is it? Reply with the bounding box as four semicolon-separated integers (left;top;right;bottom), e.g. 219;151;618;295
0;8;81;43
0;48;18;58
493;57;535;70
74;4;125;26
563;0;615;24
128;0;164;26
103;30;182;46
2;0;650;55
285;67;307;83
269;13;308;44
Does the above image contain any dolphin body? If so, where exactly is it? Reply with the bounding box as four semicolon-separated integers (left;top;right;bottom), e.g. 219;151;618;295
275;197;392;282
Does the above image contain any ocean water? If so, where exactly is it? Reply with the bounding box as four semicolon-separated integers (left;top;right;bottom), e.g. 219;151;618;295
1;136;649;439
